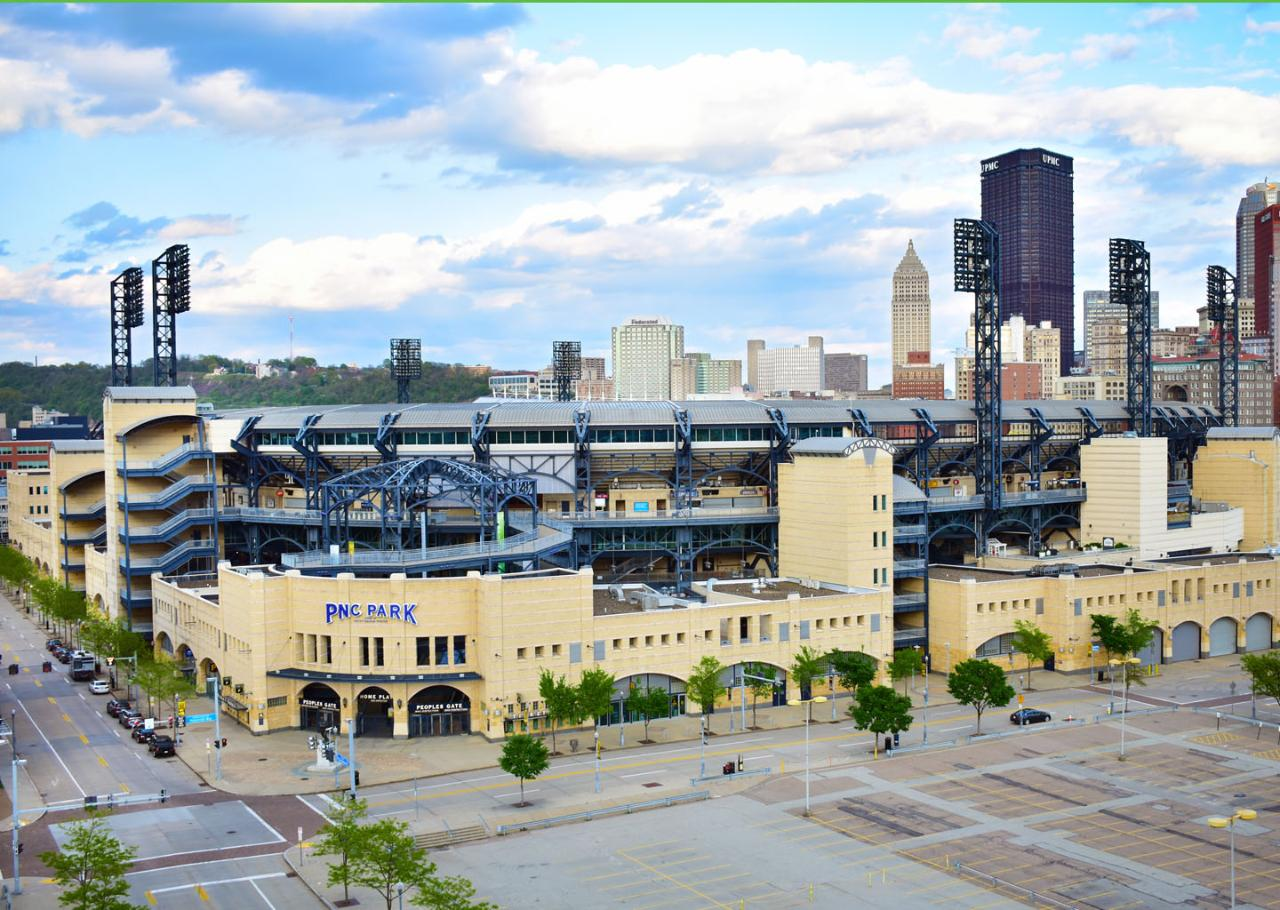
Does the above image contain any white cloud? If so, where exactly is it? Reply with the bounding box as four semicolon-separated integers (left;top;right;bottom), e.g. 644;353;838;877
1132;6;1198;28
1245;17;1280;36
1072;34;1141;67
942;20;1041;61
157;216;245;242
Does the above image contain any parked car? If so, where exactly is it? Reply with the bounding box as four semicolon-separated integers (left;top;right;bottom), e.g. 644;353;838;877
45;639;61;651
105;698;130;717
117;709;141;728
1010;708;1052;726
131;725;156;744
56;651;71;665
88;679;110;695
149;735;175;757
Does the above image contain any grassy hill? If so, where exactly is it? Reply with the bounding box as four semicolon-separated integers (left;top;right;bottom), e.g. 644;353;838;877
0;356;492;426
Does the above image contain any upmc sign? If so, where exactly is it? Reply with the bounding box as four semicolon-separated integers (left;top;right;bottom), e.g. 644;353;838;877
324;602;418;625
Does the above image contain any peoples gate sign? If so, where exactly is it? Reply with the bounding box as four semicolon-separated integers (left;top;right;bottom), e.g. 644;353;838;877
324;602;418;625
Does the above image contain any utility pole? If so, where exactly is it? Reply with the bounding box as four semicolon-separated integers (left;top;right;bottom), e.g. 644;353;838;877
11;757;25;894
347;718;358;798
213;674;223;781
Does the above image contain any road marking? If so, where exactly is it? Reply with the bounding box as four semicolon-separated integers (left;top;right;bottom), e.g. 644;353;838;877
62;713;71;723
294;794;330;821
32;680;41;689
98;756;109;767
144;891;156;906
78;734;88;745
942;725;971;733
147;872;287;897
239;802;288;844
621;769;670;778
46;697;55;705
14;694;85;795
250;877;277;910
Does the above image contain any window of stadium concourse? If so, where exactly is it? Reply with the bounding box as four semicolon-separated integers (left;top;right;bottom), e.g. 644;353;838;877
416;636;431;666
435;636;448;665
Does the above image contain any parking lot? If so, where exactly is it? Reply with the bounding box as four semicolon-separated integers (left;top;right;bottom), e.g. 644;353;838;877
423;709;1280;909
125;855;317;910
50;801;286;863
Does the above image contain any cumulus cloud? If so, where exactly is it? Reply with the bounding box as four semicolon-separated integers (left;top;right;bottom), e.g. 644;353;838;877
1245;17;1280;36
1132;6;1198;28
1072;34;1141;67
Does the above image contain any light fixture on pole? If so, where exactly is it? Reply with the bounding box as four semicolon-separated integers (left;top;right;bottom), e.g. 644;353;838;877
1109;656;1141;760
1207;808;1258;908
786;696;827;816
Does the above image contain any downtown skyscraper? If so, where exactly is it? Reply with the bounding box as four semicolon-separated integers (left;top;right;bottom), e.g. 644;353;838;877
1237;181;1279;300
980;148;1075;373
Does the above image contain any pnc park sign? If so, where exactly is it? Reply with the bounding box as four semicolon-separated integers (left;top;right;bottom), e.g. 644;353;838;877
324;602;418;625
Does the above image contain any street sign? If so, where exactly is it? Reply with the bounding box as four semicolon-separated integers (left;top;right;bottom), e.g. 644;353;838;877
184;712;217;725
1017;694;1024;705
333;752;350;767
177;700;187;715
1091;644;1100;653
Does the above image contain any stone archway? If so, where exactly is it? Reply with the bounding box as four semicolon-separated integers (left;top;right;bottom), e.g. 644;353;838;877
1171;621;1201;662
298;682;340;732
407;686;470;738
1246;613;1274;652
355;686;394;738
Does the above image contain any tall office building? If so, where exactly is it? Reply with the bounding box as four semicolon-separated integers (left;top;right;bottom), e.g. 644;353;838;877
756;337;824;395
1255;206;1280;360
669;353;742;399
980;148;1075;372
1082;290;1160;370
824;353;869;394
1238;182;1280;300
746;339;766;391
1024;321;1061;399
612;317;684;399
890;240;931;367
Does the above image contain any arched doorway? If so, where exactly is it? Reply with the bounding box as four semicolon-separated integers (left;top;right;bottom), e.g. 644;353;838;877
198;658;220;698
356;686;393;737
1136;628;1164;667
1208;617;1237;657
1246;613;1274;652
154;631;174;656
176;644;196;677
298;683;340;732
1171;621;1201;662
604;674;689;726
407;686;470;737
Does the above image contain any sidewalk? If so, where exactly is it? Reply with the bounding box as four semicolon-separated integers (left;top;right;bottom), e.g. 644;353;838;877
0;760;44;833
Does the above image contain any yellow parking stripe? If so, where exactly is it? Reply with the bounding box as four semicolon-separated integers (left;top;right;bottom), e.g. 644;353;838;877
195;884;210;901
98;756;108;767
46;697;55;705
32;680;41;688
62;714;71;723
145;891;157;906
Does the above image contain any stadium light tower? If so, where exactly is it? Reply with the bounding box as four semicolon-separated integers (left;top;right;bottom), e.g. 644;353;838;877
552;341;582;402
152;244;191;387
1206;266;1240;427
390;338;423;404
110;267;145;386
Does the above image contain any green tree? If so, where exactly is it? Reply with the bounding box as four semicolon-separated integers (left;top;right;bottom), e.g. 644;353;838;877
946;658;1016;735
789;645;827;701
1090;609;1158;694
133;652;195;722
685;655;725;731
743;662;777;729
625;685;671;742
888;648;924;696
1089;613;1126;661
1241;651;1280;710
829;650;878;701
1011;619;1054;690
312;797;368;902
538;669;581;755
575;667;616;728
39;812;143;910
350;817;435;910
849;684;913;756
499;733;550;806
412;873;497;910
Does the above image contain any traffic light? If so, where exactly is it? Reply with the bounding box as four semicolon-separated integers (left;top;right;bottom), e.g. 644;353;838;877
221;738;228;749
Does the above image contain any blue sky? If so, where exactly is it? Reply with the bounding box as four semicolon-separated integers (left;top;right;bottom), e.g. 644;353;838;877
1;3;1278;388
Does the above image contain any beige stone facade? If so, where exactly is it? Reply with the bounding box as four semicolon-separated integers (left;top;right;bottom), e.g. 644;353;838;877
1193;428;1280;551
891;240;930;368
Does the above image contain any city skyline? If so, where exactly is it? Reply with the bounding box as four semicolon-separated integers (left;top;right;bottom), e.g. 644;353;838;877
0;3;1275;388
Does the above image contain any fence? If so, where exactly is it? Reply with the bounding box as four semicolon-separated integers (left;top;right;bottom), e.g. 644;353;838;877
952;860;1080;910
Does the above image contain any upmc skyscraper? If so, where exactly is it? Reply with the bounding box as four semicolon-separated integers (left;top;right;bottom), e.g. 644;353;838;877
980;148;1075;374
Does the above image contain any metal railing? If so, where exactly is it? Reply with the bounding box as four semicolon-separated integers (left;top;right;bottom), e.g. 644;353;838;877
117;441;212;474
122;538;216;570
119;474;214;508
495;791;709;835
893;559;926;572
281;525;571;570
892;628;927;642
125;508;216;540
893;524;926;538
548;507;778;523
893;593;926;608
60;498;105;519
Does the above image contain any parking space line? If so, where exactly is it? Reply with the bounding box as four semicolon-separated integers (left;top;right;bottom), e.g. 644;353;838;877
617;848;734;910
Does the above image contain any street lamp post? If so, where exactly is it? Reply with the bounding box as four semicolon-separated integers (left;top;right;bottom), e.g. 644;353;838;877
699;716;707;778
922;653;930;745
593;729;601;794
786;696;827;816
11;756;25;895
346;717;358;798
1110;656;1141;760
1207;809;1258;908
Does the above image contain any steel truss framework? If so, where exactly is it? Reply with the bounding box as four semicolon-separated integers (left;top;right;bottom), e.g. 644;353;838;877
151;244;191;387
954;219;1003;523
576;520;777;589
110;267;145;386
1111;238;1153;437
1206;266;1240;427
552;341;581;402
320;457;538;551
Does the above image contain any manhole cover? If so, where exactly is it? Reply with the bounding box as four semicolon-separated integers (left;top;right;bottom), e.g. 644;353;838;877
953;763;974;771
642;782;663;788
226;830;237;835
258;757;269;762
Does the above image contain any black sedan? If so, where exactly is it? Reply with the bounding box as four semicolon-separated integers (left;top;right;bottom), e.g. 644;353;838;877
149;735;175;757
131;725;156;744
1010;708;1052;726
